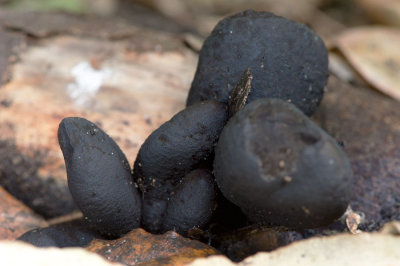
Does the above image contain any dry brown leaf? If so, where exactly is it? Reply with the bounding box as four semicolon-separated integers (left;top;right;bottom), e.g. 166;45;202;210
334;27;400;101
355;0;400;27
86;228;218;265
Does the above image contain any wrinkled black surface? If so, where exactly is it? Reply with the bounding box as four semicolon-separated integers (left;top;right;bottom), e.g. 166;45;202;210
133;100;228;233
187;10;328;116
58;117;141;237
162;169;217;235
18;219;102;248
207;193;248;235
214;99;352;228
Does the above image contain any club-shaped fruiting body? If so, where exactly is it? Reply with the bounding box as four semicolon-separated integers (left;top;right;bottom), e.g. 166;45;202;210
187;10;329;116
133;100;228;233
162;169;217;235
58;117;141;237
17;219;102;247
214;99;352;228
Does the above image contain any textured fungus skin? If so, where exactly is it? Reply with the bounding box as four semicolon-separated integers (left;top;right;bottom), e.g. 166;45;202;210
214;99;352;228
162;169;216;235
18;220;102;248
58;117;141;237
187;10;329;116
133;101;228;233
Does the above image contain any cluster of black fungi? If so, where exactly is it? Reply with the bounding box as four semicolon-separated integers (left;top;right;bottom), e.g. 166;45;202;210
18;10;352;248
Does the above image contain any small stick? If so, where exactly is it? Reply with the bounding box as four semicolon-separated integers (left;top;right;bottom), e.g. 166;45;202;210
228;67;252;118
47;211;83;226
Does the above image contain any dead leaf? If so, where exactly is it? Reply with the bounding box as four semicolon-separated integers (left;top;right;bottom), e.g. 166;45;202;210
381;222;400;236
334;27;400;101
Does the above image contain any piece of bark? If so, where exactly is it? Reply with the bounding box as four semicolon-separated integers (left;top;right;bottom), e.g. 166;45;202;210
86;228;218;265
0;186;46;240
312;76;400;231
0;12;196;218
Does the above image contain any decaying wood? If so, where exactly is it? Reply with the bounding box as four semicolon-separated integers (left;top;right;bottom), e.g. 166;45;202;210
0;11;197;218
0;187;47;240
313;76;400;231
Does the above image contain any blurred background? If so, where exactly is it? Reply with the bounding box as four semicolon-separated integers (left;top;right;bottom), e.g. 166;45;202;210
2;0;397;100
0;0;397;36
0;0;399;258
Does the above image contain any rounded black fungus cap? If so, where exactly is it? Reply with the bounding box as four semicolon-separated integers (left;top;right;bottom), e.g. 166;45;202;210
187;9;329;116
213;99;352;228
133;100;228;232
17;220;102;248
162;169;217;235
58;117;141;237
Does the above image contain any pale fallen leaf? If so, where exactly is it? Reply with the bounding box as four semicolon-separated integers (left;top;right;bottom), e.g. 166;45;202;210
381;221;400;236
0;241;121;266
355;0;400;27
334;27;400;101
190;222;400;266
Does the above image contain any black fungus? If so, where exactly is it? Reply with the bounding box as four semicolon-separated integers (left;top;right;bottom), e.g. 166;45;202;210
17;219;102;247
58;117;141;237
133;100;228;233
187;9;329;116
162;169;216;235
213;98;352;229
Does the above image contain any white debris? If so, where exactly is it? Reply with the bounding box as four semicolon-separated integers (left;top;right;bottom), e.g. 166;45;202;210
67;61;112;106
